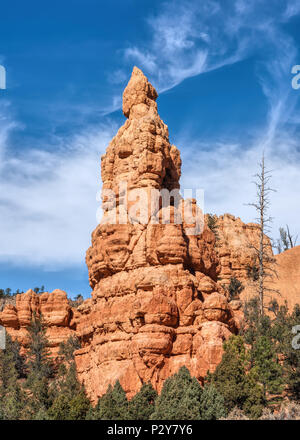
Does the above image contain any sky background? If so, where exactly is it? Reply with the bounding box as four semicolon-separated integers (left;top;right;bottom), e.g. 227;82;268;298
0;0;300;298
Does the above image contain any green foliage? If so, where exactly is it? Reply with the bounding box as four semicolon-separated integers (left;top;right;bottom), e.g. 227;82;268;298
150;366;202;420
199;384;227;420
241;296;272;346
0;337;25;419
208;336;249;411
48;390;90;420
0;287;24;298
26;313;53;378
48;341;90;420
250;335;283;400
271;303;300;400
96;381;129;420
24;313;55;417
33;286;45;294
128;383;157;420
206;214;220;244
58;335;81;362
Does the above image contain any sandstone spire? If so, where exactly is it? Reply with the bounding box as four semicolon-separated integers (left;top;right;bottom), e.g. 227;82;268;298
122;66;158;118
76;67;241;401
100;66;181;222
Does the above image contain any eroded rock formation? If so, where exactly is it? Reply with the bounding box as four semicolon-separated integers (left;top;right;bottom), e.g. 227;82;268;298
74;67;241;402
0;289;77;356
215;213;273;286
269;245;300;310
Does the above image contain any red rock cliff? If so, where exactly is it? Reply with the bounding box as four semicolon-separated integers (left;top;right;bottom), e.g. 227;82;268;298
0;289;77;356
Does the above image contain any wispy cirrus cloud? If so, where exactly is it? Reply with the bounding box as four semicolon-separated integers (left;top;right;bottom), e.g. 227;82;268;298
122;0;300;93
122;0;300;243
1;0;300;272
0;103;115;267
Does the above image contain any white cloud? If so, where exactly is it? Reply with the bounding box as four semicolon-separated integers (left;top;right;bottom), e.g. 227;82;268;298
179;128;300;246
121;0;300;245
122;0;300;94
0;106;115;268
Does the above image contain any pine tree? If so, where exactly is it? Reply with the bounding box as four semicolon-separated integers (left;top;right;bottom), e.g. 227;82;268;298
48;394;71;420
58;335;81;363
128;383;157;420
251;335;283;402
48;338;90;420
243;366;267;419
97;381;129;420
48;363;90;420
272;303;300;400
209;336;249;412
208;334;264;418
0;333;25;419
25;313;54;416
68;392;91;420
26;312;53;378
150;366;202;420
242;296;272;349
199;384;227;420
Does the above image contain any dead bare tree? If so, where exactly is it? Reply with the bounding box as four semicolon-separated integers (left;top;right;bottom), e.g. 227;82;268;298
247;154;278;316
286;225;298;248
275;225;298;253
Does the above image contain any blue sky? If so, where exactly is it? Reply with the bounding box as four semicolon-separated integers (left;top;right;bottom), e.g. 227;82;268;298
0;0;300;298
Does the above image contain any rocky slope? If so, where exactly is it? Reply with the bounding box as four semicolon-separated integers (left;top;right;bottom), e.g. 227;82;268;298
272;246;300;309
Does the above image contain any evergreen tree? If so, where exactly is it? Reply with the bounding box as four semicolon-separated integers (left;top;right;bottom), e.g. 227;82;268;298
272;303;300;400
0;333;25;419
26;312;53;378
97;381;128;420
68;392;91;420
242;296;272;349
242;367;266;419
25;313;54;416
48;340;90;420
7;335;26;378
150;366;202;420
128;383;157;420
208;335;264;417
58;335;81;363
250;335;283;402
48;394;71;420
209;336;249;412
206;214;220;244
48;364;90;420
199;384;227;420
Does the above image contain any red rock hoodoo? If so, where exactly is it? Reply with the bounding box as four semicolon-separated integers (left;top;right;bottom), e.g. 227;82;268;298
74;67;241;402
4;68;295;404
